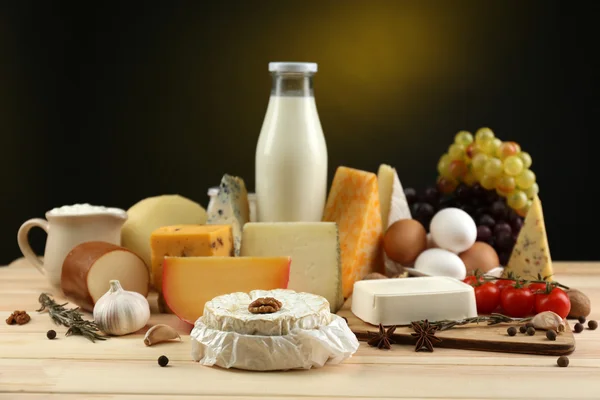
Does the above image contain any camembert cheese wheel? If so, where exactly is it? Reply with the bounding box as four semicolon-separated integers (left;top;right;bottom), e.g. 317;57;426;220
202;289;332;336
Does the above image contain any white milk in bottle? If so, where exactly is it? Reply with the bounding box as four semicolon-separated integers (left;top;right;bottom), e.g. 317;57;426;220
255;62;328;222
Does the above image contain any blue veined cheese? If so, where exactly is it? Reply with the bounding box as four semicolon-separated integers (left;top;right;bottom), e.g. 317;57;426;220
377;164;412;276
503;195;553;281
240;222;343;312
201;289;332;335
206;174;250;256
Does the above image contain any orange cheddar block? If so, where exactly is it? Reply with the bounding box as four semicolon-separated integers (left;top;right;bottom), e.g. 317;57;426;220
323;166;383;298
150;225;234;294
162;256;291;324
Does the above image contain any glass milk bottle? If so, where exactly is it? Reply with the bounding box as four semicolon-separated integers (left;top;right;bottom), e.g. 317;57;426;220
255;62;328;222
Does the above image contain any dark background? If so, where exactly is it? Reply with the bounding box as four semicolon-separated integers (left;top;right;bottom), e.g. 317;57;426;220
0;1;596;265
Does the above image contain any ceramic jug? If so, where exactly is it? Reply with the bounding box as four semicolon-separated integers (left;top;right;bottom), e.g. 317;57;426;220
17;203;128;289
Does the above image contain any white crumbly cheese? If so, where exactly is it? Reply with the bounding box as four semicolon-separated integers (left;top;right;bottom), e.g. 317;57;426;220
47;203;127;218
206;174;250;256
240;222;343;312
202;289;332;336
377;165;412;276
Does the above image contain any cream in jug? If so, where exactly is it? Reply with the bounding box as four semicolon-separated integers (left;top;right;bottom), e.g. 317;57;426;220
255;62;328;222
17;203;128;289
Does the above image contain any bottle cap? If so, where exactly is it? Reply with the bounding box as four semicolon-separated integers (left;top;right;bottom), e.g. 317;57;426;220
269;62;317;73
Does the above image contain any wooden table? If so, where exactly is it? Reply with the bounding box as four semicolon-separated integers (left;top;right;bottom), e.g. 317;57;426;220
1;258;600;399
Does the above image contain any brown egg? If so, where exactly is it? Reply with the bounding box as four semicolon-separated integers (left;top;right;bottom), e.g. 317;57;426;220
383;219;427;265
459;242;500;274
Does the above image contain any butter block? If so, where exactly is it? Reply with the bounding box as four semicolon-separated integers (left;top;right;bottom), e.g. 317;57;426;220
206;174;250;256
323;166;384;298
503;195;553;281
351;276;477;326
240;222;343;312
151;224;234;291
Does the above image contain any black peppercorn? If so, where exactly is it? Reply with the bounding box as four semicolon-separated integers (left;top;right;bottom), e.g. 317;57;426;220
588;320;598;330
574;323;584;333
578;316;586;324
46;330;56;340
519;325;527;334
557;356;569;367
525;322;534;329
507;327;517;336
526;327;535;336
546;330;557;341
158;355;169;367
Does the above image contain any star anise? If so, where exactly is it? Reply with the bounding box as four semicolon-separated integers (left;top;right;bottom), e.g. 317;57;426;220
367;324;396;349
411;320;442;352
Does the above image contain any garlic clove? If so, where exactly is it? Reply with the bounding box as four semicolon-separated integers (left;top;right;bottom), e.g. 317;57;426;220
93;279;151;336
531;311;566;332
143;324;181;346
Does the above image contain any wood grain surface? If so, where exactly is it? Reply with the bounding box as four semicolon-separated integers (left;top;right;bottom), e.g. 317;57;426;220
1;258;600;399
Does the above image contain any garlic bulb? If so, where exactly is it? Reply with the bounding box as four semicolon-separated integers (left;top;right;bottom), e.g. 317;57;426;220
93;280;150;336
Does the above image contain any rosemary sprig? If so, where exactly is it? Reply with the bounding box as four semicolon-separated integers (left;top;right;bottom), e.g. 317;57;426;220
411;313;533;331
36;293;107;342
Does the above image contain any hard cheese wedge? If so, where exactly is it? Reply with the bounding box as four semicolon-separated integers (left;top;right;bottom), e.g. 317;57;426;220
503;195;553;281
150;224;234;312
323;166;384;298
240;222;343;312
162;256;291;324
377;164;412;276
121;194;207;273
206;174;250;256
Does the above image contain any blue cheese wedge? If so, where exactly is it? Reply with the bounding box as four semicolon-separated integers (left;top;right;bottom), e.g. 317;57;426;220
206;174;250;256
503;195;553;281
377;164;412;276
240;222;343;312
202;289;332;336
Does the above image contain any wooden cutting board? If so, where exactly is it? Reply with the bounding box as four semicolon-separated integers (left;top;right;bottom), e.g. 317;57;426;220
336;297;576;356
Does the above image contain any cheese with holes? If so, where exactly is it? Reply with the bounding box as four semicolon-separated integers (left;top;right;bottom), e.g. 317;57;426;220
150;224;233;293
240;222;343;312
503;195;553;281
121;195;207;272
202;289;332;336
206;174;250;256
377;164;412;276
162;256;290;324
322;166;384;298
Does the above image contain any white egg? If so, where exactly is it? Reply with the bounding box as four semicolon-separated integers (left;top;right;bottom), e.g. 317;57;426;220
414;248;467;280
430;208;477;253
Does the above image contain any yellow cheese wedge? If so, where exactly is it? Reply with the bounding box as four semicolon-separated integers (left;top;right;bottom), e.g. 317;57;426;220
150;225;234;293
121;194;207;273
162;256;291;324
503;195;553;281
322;166;384;298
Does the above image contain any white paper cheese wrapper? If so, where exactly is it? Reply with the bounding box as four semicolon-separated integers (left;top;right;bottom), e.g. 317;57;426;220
190;314;359;371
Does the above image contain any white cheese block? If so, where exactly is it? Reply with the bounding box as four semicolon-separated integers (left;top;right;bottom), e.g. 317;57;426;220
240;222;343;312
202;289;332;336
191;313;359;371
351;276;477;326
377;164;412;276
206;174;250;256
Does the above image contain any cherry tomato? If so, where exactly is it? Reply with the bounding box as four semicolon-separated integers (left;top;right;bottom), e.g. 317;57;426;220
474;282;501;314
535;287;571;319
527;282;547;294
495;279;516;293
500;285;535;317
463;275;483;286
